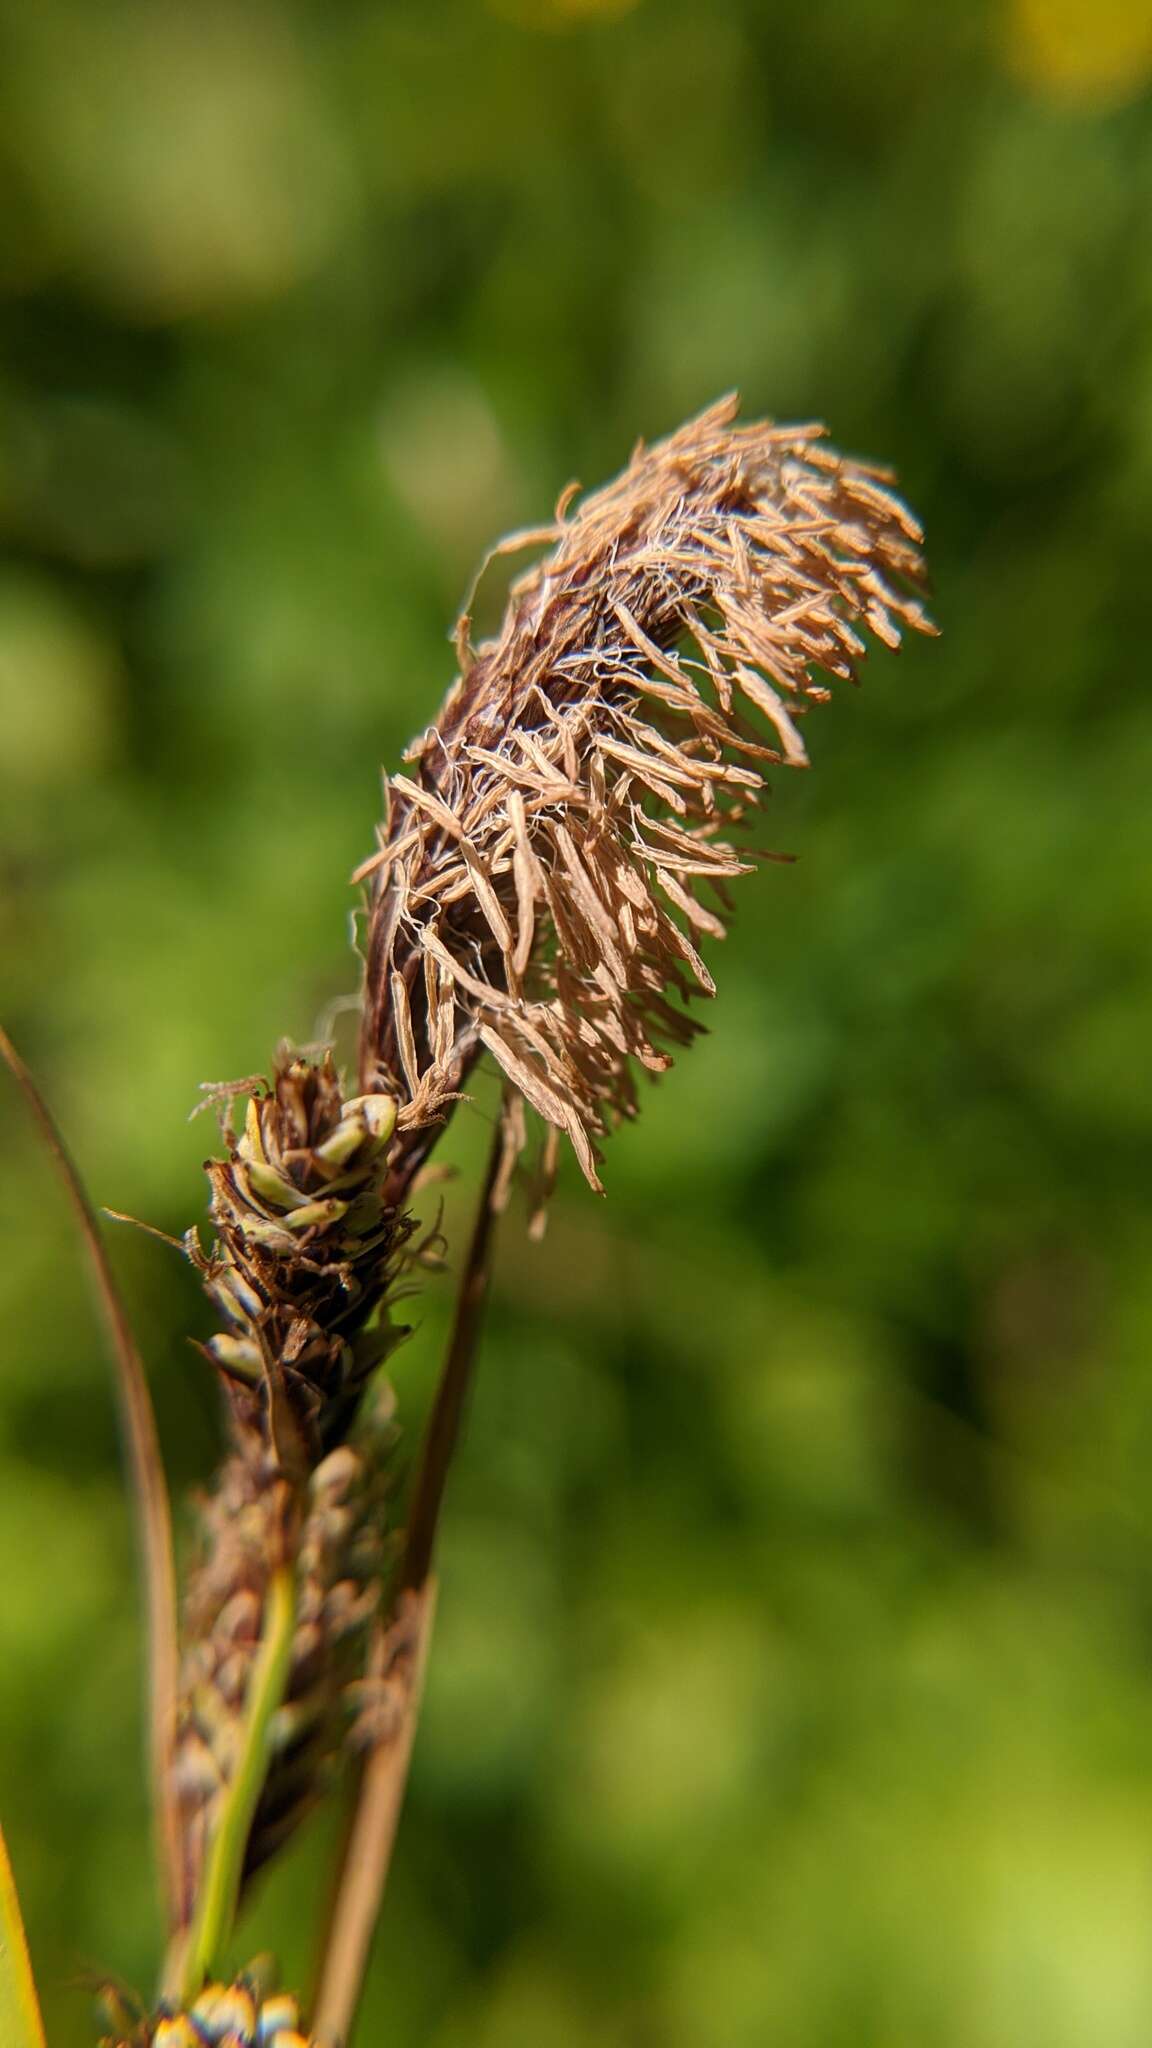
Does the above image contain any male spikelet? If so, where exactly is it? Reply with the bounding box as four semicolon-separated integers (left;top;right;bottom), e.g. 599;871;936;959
357;395;935;1204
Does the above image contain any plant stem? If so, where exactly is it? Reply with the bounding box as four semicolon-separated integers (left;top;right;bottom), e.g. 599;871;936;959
175;1558;297;2004
312;1121;504;2042
311;1580;437;2048
399;1121;504;1591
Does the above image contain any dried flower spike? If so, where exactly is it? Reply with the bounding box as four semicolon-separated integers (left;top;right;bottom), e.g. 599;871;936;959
358;395;935;1199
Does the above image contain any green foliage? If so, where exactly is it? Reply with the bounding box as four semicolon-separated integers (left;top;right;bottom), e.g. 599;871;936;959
2;1;1151;2043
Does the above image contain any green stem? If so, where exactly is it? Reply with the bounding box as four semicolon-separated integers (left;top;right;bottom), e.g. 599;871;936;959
177;1560;297;2003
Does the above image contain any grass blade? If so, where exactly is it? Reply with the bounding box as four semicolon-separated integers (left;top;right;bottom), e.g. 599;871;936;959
0;1025;182;1931
0;1818;48;2048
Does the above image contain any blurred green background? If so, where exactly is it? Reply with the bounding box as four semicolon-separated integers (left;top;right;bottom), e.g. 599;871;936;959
3;0;1152;2042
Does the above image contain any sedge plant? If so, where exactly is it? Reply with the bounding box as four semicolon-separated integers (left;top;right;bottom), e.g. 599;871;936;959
1;397;933;2047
